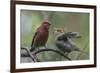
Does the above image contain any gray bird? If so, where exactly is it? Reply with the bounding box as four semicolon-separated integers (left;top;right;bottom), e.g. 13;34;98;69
55;32;81;53
53;28;84;54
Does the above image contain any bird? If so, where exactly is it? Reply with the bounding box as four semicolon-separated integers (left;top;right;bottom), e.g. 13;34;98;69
53;28;86;55
30;21;51;52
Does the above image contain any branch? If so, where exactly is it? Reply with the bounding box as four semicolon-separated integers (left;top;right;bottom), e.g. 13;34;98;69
21;47;29;57
34;48;71;60
21;47;40;62
21;47;71;60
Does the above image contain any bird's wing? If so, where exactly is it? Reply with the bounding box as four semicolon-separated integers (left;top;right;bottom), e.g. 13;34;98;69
31;31;38;47
31;26;41;47
55;41;72;52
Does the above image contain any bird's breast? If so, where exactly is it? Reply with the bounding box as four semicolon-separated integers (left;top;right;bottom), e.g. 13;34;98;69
39;31;49;39
34;30;49;46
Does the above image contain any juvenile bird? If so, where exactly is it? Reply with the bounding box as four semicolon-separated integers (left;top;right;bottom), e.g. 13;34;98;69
30;21;51;52
53;28;85;54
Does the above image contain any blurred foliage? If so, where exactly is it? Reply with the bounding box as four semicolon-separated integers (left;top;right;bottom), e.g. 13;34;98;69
21;10;89;62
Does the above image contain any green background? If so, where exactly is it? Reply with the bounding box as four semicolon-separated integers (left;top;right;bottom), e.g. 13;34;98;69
21;10;89;62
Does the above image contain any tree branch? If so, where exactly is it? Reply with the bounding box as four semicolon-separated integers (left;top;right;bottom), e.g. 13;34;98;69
21;47;71;60
21;47;40;62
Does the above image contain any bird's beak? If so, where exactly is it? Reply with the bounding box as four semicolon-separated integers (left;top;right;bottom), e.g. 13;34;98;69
46;21;51;25
48;23;51;25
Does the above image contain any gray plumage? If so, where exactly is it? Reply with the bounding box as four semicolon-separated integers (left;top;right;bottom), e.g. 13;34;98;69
55;32;82;53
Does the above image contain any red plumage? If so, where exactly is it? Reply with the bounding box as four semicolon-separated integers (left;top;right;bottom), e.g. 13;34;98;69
30;21;51;52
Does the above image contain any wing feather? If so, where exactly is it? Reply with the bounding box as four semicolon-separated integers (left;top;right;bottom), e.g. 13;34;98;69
31;31;38;47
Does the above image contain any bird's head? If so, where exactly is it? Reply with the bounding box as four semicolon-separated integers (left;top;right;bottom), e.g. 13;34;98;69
53;27;81;39
53;28;64;36
42;21;51;29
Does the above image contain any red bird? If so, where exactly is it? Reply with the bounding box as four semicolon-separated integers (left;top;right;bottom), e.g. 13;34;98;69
30;21;51;52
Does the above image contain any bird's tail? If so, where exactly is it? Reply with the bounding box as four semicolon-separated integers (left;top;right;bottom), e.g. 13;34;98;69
30;45;36;52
